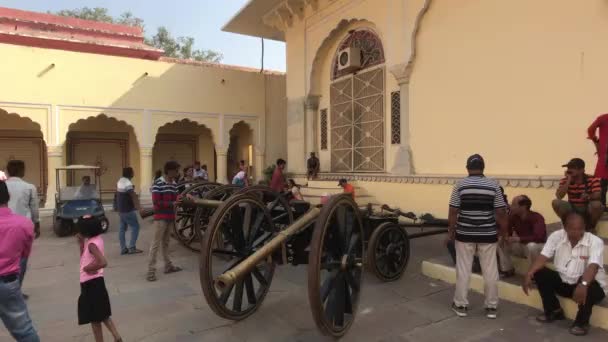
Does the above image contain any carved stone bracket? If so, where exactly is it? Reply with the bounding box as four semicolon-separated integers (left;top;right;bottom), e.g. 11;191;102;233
47;145;63;157
389;63;410;85
139;146;153;157
263;0;320;31
305;95;321;110
295;172;562;189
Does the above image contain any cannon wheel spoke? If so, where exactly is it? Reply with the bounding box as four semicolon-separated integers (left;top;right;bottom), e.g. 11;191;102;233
308;195;363;338
201;194;285;321
367;223;410;282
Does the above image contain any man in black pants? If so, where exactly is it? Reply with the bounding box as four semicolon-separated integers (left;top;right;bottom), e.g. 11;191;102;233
523;211;607;336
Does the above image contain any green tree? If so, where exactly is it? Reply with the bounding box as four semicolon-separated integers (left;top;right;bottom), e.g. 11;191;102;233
53;7;222;63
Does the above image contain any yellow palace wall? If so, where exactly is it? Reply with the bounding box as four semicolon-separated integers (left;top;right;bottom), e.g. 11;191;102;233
0;42;286;206
279;0;608;221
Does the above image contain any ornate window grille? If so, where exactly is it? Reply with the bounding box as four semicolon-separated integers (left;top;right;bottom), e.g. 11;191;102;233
320;109;328;150
391;91;401;144
332;29;385;80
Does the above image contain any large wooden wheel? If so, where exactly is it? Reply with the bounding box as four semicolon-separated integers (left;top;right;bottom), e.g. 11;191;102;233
173;182;221;251
308;194;364;338
236;185;294;229
200;194;278;320
367;222;410;282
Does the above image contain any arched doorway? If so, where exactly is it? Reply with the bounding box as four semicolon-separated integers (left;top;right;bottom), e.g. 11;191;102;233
0;109;47;203
329;28;386;172
227;121;253;182
153;120;215;181
66;115;140;202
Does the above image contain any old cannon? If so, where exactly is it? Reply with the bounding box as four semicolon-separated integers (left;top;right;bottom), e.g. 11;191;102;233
185;191;449;338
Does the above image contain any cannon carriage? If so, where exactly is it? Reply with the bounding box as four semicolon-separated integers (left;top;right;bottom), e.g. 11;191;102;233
180;188;448;338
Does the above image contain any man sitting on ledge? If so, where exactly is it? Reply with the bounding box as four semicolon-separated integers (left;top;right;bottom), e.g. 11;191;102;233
553;158;603;232
523;211;607;336
498;195;547;278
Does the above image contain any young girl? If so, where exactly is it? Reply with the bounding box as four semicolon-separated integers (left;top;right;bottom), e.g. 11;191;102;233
76;215;122;342
288;179;304;201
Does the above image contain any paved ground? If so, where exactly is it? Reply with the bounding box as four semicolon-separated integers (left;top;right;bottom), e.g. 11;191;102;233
5;212;608;341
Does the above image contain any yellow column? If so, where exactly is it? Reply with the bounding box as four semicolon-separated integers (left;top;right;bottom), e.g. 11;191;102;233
254;147;265;183
139;146;153;202
216;148;228;184
44;145;64;209
305;95;320;157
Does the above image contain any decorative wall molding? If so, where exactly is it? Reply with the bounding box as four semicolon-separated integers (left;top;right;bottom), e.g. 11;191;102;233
402;0;434;84
295;172;563;189
262;0;320;31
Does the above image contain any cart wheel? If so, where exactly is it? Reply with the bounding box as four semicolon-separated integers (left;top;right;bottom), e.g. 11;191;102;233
173;182;221;252
100;217;110;234
237;185;294;229
53;219;72;237
367;222;410;282
308;194;364;338
200;194;276;320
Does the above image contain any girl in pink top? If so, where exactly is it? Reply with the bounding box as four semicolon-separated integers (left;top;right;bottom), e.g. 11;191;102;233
76;216;122;342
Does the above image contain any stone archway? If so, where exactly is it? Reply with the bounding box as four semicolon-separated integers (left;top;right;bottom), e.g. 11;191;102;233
66;115;140;201
227;121;254;182
153;119;216;181
0;109;48;203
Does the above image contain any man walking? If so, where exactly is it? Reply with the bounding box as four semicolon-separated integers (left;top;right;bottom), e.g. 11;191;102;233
523;211;606;336
147;161;182;281
552;158;603;232
0;181;40;341
498;195;547;277
448;154;508;319
116;167;142;255
270;159;287;193
5;160;39;298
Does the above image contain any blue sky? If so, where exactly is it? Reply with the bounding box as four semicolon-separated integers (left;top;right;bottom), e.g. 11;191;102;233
0;0;286;71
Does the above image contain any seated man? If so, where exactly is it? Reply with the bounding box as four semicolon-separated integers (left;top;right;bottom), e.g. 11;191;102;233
498;195;547;277
523;211;607;336
74;176;98;199
552;158;603;232
338;178;355;199
307;152;320;180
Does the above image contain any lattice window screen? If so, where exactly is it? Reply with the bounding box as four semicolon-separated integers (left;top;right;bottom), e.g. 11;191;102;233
391;91;401;144
320;109;328;150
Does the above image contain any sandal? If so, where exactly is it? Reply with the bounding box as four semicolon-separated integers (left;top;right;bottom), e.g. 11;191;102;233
570;325;589;336
164;265;182;274
146;272;157;282
536;309;565;323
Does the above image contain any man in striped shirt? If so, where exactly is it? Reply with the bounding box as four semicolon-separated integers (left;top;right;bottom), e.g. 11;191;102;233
147;161;182;282
448;154;509;319
552;158;603;232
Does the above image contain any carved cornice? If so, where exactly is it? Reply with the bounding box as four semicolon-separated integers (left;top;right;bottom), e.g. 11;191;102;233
295;173;563;189
47;145;63;157
262;0;319;31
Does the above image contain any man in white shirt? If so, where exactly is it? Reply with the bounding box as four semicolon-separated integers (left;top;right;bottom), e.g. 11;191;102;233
5;160;40;299
523;211;606;336
192;161;208;181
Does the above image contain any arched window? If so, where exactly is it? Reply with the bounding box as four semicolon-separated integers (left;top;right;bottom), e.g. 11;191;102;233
330;28;385;172
332;29;385;80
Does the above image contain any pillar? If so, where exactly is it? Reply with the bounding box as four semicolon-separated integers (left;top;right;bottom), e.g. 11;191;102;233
44;145;64;209
305;95;320;157
255;147;265;182
216;147;228;184
389;63;414;175
139;146;153;202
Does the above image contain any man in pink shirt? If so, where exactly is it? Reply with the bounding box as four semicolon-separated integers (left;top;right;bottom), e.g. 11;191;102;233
0;181;39;341
270;158;287;193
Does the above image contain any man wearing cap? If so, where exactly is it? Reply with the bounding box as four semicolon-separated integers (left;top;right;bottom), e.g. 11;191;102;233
338;179;355;199
552;158;603;232
448;154;509;319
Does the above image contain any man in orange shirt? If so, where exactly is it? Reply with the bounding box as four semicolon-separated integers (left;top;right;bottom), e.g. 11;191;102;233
338;179;355;199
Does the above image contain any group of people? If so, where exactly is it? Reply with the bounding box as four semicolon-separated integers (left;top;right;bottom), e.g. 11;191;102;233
448;153;607;336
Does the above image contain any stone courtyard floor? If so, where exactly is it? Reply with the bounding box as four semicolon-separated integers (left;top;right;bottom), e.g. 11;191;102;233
5;212;608;341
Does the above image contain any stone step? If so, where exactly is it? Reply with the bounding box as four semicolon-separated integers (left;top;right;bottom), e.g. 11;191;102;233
303;194;375;206
300;186;368;197
422;256;608;331
307;179;349;188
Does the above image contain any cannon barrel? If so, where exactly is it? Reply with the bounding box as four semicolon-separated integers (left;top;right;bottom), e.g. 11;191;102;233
215;207;321;290
380;204;417;220
179;198;223;208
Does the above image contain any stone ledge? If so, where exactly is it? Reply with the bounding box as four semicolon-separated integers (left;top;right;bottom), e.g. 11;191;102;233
294;173;563;189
